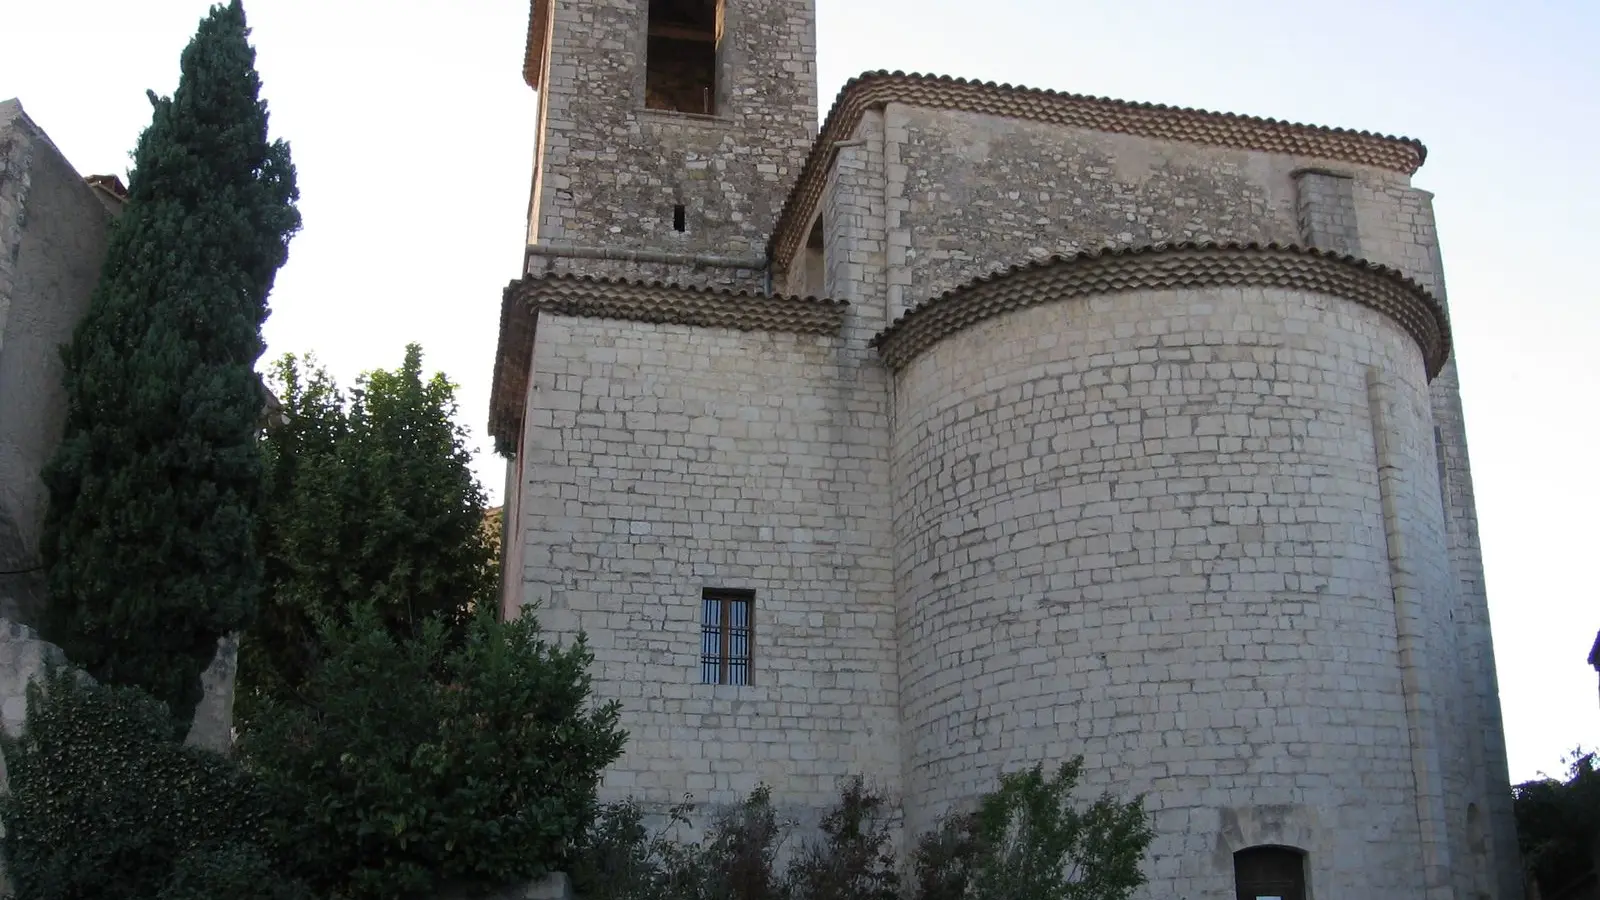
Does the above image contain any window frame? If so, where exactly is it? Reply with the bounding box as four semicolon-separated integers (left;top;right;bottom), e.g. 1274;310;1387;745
700;587;754;686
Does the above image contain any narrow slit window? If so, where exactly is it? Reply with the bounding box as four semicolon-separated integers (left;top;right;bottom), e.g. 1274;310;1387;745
646;0;721;115
701;588;753;685
674;204;687;232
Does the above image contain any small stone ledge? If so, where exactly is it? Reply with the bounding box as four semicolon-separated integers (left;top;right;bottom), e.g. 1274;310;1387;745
869;242;1450;379
489;273;847;452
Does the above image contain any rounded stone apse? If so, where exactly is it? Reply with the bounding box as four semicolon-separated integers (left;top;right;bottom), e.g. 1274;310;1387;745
879;246;1459;896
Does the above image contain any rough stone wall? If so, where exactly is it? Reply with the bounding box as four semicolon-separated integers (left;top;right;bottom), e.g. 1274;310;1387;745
1295;170;1362;255
0;100;117;629
889;283;1447;898
879;105;1422;300
529;256;769;294
820;110;888;319
527;0;817;287
510;312;898;825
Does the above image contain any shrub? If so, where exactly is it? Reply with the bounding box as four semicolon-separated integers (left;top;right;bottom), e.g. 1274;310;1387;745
0;667;305;900
575;759;1153;900
573;788;789;900
785;777;899;900
239;604;626;898
571;796;712;900
962;758;1154;900
156;843;314;900
698;785;788;900
568;799;668;900
905;810;983;900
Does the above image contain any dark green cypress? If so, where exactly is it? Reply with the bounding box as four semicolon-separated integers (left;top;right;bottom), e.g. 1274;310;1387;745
40;0;299;728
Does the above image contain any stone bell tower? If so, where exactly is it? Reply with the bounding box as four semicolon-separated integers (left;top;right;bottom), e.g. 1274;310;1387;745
521;0;818;291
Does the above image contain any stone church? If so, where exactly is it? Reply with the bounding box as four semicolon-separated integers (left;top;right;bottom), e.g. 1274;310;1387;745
489;1;1520;896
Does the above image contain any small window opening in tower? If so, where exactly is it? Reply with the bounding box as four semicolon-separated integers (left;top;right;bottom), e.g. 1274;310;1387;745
646;0;721;115
673;204;687;232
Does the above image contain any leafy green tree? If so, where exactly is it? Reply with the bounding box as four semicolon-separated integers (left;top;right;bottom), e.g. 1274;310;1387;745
1515;749;1600;895
39;0;299;727
239;604;626;899
243;352;349;707
242;345;496;711
0;667;309;900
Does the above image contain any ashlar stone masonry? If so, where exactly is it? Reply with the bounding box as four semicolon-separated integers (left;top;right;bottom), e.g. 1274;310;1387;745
492;2;1520;898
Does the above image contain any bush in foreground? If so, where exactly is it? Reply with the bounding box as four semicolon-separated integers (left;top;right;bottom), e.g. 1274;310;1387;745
0;667;306;900
573;758;1153;900
240;604;626;898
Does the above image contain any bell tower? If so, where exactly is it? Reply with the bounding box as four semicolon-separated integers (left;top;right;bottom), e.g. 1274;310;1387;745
521;0;819;289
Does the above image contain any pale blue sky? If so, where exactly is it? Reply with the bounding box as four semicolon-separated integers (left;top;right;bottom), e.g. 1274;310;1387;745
2;0;1595;782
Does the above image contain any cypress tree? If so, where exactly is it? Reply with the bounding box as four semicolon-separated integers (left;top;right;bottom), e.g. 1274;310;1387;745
40;0;300;727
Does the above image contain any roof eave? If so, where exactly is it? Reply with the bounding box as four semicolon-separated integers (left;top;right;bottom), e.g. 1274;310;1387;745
524;0;550;90
487;273;848;453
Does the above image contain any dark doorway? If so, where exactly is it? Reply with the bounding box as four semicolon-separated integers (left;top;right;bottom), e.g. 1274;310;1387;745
1234;846;1307;900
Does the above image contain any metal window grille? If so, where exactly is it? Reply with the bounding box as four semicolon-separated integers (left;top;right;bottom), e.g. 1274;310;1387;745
700;588;753;685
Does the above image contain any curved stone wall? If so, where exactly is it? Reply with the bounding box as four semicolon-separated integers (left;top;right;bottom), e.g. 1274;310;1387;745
889;282;1454;896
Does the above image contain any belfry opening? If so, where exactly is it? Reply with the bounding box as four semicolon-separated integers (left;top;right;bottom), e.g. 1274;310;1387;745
645;0;721;115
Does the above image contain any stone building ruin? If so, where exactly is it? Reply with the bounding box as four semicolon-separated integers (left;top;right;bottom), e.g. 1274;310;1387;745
489;1;1521;896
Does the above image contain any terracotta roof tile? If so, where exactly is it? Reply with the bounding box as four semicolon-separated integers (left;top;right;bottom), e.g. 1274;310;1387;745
85;174;128;200
524;0;551;89
769;71;1429;277
870;242;1451;379
488;273;847;452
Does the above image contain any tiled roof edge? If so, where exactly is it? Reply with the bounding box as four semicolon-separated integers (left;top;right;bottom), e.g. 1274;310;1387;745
768;71;1429;276
488;274;847;452
869;242;1451;379
524;0;550;89
85;174;128;200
